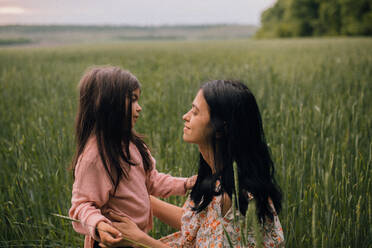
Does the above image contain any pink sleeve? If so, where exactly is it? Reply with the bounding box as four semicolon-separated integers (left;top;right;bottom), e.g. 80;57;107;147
69;151;112;240
146;157;187;197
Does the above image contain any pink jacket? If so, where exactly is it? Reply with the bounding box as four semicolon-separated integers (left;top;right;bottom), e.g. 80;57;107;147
69;138;187;248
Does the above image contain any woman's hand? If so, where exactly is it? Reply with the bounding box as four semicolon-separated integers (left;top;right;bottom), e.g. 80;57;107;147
104;212;146;247
96;221;123;247
185;175;197;190
100;212;170;248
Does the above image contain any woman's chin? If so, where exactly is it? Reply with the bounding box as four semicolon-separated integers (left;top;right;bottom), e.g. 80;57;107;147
182;135;196;144
182;134;190;143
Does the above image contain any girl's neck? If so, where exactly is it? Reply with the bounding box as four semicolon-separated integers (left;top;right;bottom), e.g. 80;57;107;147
198;143;215;173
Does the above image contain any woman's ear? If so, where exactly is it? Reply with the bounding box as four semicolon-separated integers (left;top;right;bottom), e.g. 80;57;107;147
216;131;224;139
216;122;228;139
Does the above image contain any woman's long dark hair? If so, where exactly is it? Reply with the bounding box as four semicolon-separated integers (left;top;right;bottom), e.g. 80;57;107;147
190;80;282;223
71;66;152;194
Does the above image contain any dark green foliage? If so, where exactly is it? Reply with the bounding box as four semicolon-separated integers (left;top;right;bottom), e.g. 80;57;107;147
0;38;32;45
257;0;372;37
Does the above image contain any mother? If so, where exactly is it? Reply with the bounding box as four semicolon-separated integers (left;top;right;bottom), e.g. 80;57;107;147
107;80;284;247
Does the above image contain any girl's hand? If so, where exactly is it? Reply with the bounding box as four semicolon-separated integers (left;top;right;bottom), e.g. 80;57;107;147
185;175;197;190
96;221;122;247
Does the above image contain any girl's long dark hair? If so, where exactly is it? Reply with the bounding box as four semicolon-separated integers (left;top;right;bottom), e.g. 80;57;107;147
71;66;152;194
190;80;282;223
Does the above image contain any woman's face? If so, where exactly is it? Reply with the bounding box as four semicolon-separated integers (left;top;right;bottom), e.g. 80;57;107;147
131;88;142;127
183;90;213;146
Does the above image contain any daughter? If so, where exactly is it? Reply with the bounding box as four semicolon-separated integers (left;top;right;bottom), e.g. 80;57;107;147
69;66;195;248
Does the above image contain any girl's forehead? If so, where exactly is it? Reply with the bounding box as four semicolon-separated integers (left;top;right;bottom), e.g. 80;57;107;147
132;88;141;95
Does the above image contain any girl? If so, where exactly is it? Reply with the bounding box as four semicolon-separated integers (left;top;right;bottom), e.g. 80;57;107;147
108;80;284;248
69;66;196;248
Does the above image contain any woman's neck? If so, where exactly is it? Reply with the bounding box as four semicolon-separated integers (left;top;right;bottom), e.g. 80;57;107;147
198;143;215;173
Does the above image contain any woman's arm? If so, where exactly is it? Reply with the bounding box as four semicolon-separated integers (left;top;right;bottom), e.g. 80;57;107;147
131;230;170;248
150;196;183;230
107;212;170;248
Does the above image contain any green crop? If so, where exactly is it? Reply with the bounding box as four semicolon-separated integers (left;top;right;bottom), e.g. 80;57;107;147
0;38;371;247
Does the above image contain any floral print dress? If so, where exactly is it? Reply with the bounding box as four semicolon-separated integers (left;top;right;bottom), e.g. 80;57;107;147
160;191;284;248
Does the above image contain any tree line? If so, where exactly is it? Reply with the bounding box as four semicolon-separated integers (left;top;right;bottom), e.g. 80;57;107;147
256;0;372;37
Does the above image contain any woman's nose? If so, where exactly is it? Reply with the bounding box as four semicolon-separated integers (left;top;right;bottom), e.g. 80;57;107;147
137;103;142;112
183;111;190;121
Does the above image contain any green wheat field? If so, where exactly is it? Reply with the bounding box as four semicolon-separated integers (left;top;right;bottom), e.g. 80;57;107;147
1;38;371;247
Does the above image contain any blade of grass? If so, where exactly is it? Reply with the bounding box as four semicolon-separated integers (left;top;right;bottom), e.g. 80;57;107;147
51;213;151;248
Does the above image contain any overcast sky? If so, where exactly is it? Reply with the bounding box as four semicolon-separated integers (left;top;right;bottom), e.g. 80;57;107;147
0;0;276;26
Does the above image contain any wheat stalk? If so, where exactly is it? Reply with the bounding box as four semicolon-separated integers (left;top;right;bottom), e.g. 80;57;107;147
51;213;151;248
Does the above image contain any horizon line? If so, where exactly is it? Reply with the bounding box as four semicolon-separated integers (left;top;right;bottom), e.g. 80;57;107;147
0;23;260;27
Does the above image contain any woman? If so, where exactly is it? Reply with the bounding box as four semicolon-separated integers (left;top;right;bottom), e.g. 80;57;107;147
105;80;284;248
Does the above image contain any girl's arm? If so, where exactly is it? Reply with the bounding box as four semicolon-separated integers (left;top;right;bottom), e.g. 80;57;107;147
146;157;196;197
150;196;183;230
69;146;120;244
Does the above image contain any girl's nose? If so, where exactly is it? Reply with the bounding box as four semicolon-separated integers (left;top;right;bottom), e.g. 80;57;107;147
137;104;142;112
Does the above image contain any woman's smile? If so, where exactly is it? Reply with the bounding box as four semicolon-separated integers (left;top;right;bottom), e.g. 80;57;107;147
183;125;190;132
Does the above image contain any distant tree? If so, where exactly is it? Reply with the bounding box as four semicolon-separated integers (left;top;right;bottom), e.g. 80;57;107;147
317;0;341;35
340;0;372;35
288;0;319;36
256;0;288;37
256;0;372;37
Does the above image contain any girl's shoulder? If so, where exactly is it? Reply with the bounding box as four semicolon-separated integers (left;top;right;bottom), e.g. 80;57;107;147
80;137;99;161
75;137;102;172
74;137;114;185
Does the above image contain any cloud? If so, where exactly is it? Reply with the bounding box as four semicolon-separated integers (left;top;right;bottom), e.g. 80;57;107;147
0;0;277;25
0;7;26;14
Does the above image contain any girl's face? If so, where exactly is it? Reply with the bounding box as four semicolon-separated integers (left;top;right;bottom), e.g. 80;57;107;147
183;90;213;146
131;88;142;127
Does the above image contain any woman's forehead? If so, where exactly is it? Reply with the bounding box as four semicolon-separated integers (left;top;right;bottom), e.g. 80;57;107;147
193;90;209;112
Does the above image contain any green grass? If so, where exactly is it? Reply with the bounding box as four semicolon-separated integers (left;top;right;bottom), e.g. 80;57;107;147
0;38;371;247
